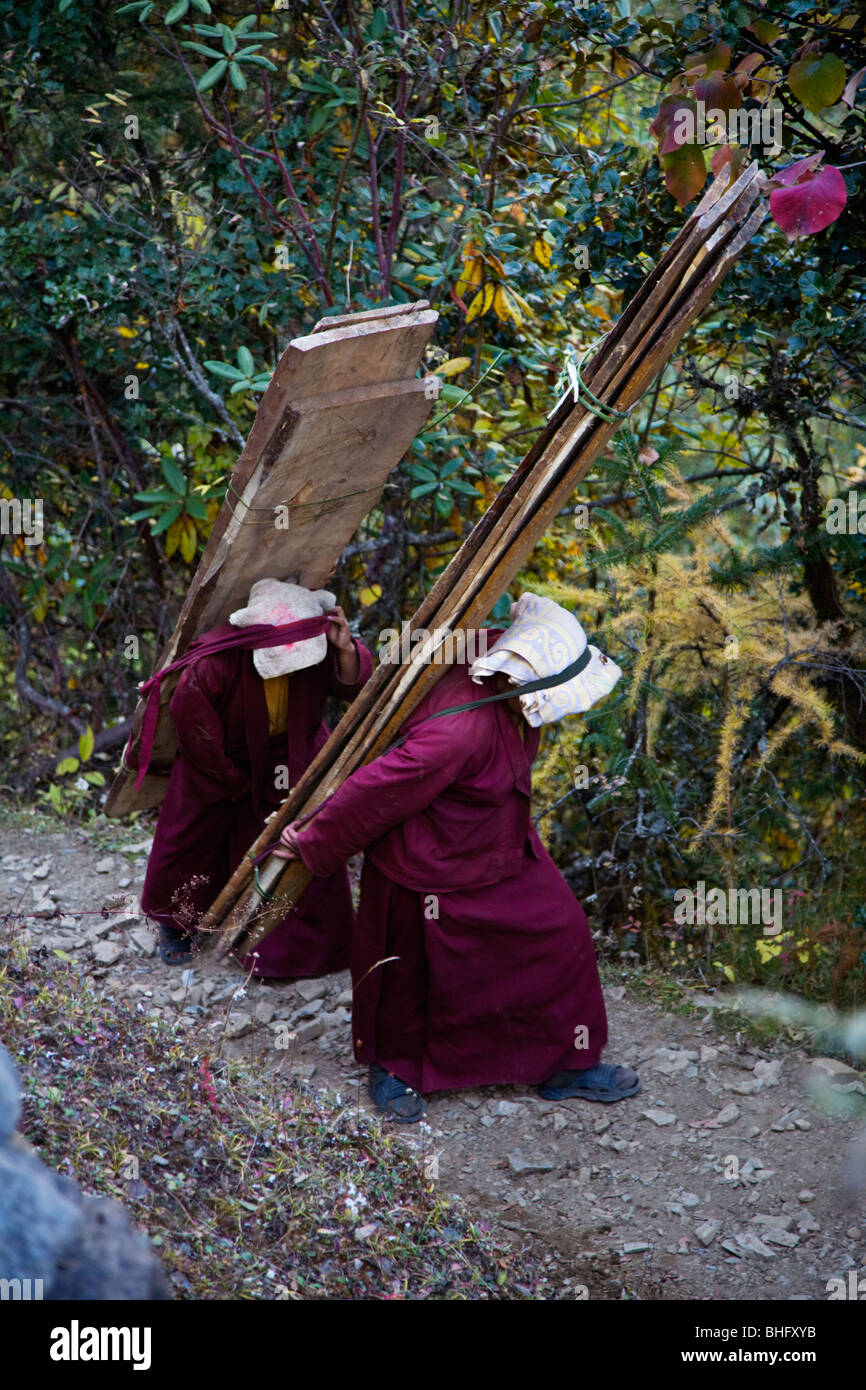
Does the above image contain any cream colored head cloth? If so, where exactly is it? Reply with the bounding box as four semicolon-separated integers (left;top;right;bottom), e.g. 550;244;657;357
469;592;621;726
229;579;335;679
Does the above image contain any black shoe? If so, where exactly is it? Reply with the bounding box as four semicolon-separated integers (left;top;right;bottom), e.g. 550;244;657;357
157;924;194;965
368;1063;426;1122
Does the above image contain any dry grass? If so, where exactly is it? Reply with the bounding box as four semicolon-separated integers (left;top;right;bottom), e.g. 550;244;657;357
0;925;542;1300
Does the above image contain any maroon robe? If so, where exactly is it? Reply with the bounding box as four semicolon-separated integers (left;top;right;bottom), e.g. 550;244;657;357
294;656;608;1092
140;624;373;978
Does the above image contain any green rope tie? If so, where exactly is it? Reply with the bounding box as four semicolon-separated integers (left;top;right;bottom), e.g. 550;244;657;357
252;865;276;902
549;333;636;424
569;342;634;423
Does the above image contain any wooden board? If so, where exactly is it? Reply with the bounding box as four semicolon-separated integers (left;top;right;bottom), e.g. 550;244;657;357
104;300;438;818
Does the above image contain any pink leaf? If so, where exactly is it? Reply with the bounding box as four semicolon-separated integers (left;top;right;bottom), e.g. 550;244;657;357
711;143;746;179
685;41;731;80
768;152;824;188
693;69;742;111
769;164;847;240
734;52;768;81
650;95;696;155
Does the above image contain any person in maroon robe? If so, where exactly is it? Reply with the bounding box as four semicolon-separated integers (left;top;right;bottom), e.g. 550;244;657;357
140;582;372;976
273;593;640;1119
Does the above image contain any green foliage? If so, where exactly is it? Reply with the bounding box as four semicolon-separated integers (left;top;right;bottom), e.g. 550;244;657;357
0;1;864;1011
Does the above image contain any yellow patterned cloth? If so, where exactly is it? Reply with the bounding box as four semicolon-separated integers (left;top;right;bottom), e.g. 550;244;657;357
263;674;290;736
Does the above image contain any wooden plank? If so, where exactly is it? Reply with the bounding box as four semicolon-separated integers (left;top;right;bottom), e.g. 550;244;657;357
311;300;429;332
104;302;438;818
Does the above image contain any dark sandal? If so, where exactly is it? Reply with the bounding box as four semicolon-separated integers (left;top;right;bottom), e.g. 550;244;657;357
537;1062;641;1103
157;924;194;965
368;1064;426;1122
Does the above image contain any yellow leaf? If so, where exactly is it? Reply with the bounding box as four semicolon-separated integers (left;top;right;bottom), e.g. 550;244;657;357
179;517;197;564
165;516;184;560
116;325;137;339
485;251;506;277
509;288;532;315
78;726;95;763
465;282;495;324
612;52;636;79
492;286;510;323
455;257;482;299
505;288;530;326
359;585;382;607
436;356;472;377
532;236;552;268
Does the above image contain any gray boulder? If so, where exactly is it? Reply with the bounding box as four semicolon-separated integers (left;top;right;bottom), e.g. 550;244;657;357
0;1045;170;1299
0;1046;20;1141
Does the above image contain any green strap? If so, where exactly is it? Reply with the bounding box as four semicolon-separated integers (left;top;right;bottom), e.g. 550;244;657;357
387;645;594;750
252;865;277;902
549;333;635;424
252;647;597;862
569;342;634;423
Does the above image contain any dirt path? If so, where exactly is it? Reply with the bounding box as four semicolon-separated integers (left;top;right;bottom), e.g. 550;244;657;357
2;813;864;1301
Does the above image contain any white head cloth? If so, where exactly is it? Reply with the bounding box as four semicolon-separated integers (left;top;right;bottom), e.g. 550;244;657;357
228;579;335;679
469;592;622;727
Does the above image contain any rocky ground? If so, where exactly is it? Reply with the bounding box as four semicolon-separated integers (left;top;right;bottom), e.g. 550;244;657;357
2;813;865;1301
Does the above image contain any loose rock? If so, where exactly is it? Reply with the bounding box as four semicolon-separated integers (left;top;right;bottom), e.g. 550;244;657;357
507;1150;554;1176
92;941;122;965
496;1100;521;1117
224;1011;253;1039
293;998;324;1021
130;928;157;957
295;979;326;1003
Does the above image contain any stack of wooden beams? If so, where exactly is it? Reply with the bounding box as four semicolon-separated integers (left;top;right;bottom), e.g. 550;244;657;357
198;162;768;962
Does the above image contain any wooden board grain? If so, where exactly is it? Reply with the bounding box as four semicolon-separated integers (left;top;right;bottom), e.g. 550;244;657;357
104;301;438;818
